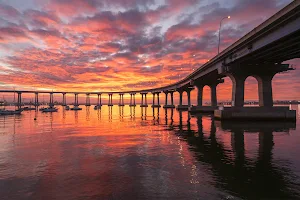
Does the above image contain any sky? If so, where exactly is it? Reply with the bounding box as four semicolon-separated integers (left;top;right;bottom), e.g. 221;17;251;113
0;0;299;102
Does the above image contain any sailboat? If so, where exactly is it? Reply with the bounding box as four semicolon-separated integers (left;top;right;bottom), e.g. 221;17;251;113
42;106;58;112
0;93;22;115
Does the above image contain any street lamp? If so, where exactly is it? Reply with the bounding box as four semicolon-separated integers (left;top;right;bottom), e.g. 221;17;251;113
190;54;196;72
218;16;230;54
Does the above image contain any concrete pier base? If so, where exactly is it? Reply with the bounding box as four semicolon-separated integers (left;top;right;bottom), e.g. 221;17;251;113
118;104;125;106
189;106;218;113
140;104;148;107
163;105;175;108
85;104;91;106
129;104;136;107
214;107;296;121
108;104;114;107
176;105;189;110
152;105;161;108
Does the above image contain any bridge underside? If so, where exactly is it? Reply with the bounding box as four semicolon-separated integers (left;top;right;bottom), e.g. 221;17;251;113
233;30;300;65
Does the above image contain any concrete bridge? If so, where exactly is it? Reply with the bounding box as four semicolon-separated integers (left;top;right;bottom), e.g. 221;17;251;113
0;1;299;120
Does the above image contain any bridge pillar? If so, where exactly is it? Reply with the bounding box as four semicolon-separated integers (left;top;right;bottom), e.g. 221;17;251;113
164;92;168;105
74;93;79;106
190;79;223;113
85;93;91;106
140;93;148;107
179;91;183;106
62;93;67;106
119;93;124;106
196;85;203;106
187;90;191;107
34;92;39;106
49;92;54;107
108;93;113;106
258;74;274;107
214;64;295;120
97;93;102;106
210;83;218;107
176;89;188;110
163;91;175;108
170;92;174;105
152;93;155;105
17;92;22;109
151;92;161;108
129;93;136;106
230;73;246;107
130;94;132;105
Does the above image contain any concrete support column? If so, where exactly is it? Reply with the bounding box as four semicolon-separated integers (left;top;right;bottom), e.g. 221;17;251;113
62;93;66;106
187;90;191;107
140;93;148;107
74;93;79;106
196;85;203;106
258;75;274;107
129;93;136;106
97;94;102;106
35;93;39;106
179;91;183;106
130;94;132;105
170;92;174;105
118;94;124;106
152;93;155;105
108;94;113;106
17;92;22;108
76;94;79;106
50;93;54;106
86;94;90;106
165;92;168;105
231;74;246;107
210;84;217;106
152;92;161;108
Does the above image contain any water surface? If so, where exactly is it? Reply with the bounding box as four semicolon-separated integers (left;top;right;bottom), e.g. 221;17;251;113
0;105;300;200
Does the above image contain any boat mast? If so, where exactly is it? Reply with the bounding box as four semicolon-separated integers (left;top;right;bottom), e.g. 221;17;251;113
13;88;16;110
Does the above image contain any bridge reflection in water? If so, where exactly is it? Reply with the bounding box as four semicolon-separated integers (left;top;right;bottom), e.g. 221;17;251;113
163;110;297;199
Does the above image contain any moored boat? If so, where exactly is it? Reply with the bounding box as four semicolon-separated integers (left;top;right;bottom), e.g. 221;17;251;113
71;105;82;110
22;106;36;111
0;109;22;115
94;105;101;110
39;107;47;111
42;107;58;112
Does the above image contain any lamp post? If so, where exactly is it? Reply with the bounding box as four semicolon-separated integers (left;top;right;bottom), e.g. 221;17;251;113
190;54;196;72
218;16;230;54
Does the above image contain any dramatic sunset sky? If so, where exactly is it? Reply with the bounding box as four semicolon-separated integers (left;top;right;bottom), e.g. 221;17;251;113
0;0;299;102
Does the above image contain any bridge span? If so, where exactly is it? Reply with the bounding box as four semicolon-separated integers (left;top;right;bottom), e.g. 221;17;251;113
1;1;299;120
